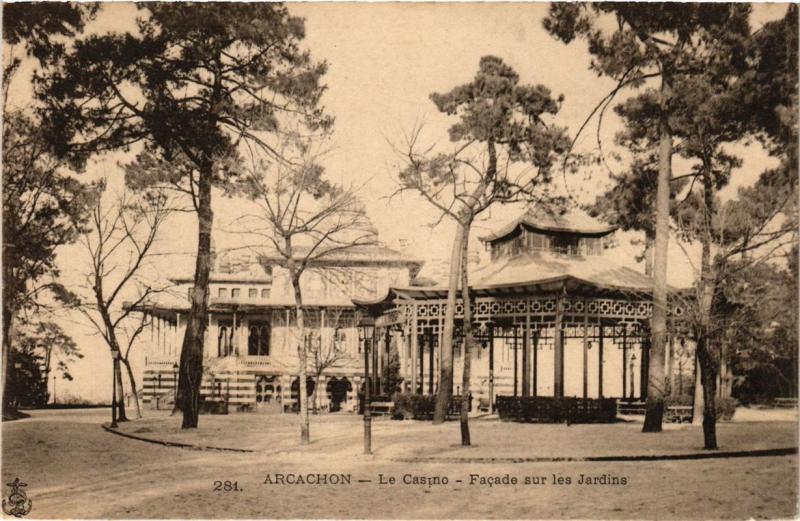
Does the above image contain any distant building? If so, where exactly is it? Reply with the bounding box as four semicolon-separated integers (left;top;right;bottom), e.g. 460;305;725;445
137;245;421;412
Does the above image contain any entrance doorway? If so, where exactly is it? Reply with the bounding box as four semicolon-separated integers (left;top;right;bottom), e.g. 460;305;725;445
255;375;281;413
326;377;352;412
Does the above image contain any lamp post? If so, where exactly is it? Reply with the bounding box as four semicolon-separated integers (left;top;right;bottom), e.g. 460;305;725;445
172;362;179;392
110;349;119;428
359;317;375;455
629;352;637;400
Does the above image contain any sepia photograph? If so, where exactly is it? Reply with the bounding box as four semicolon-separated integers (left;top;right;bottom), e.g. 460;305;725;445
1;1;798;519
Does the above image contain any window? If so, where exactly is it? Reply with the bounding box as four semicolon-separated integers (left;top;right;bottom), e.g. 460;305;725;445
551;235;580;255
248;322;271;356
217;320;233;356
231;288;241;298
334;328;347;353
261;288;270;299
218;287;228;299
583;237;602;255
530;232;547;251
249;288;258;298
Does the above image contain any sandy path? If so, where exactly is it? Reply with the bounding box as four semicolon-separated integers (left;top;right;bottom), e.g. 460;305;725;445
2;409;796;519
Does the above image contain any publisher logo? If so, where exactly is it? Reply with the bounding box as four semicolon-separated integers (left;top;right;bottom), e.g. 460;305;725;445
2;478;32;517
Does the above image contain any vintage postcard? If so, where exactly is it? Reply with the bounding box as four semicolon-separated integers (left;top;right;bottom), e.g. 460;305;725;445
1;1;797;519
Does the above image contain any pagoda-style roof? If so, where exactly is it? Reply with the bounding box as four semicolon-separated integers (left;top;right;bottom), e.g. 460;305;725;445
479;207;617;243
354;251;684;311
470;251;662;293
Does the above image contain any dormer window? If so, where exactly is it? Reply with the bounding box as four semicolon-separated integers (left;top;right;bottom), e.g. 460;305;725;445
481;208;618;261
551;235;580;256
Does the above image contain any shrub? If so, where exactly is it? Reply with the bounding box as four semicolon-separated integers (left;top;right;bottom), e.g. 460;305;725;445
496;396;617;424
716;397;737;421
391;392;465;420
664;394;693;407
391;392;414;420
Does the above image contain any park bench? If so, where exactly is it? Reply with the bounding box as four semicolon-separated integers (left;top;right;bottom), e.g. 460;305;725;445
666;405;693;423
775;397;798;408
617;401;646;415
370;401;394;416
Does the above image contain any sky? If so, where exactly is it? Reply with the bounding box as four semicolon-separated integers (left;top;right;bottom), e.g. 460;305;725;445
8;2;789;402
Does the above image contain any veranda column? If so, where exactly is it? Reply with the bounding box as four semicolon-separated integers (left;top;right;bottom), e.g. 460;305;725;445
438;316;444;392
513;326;519;396
418;327;424;395
384;327;391;394
523;314;531;396
428;327;434;394
157;317;164;355
232;310;238;356
640;333;650;399
553;289;565;398
622;326;628;400
411;310;418;394
532;329;538;397
488;323;495;414
174;313;181;358
522;313;531;396
582;298;589;400
598;325;604;398
667;330;680;395
372;326;379;395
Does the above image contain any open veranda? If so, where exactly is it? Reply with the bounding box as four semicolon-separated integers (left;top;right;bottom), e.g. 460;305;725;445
2;408;796;519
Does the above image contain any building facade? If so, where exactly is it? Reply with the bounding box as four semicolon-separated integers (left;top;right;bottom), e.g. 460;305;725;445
356;208;690;409
138;246;422;412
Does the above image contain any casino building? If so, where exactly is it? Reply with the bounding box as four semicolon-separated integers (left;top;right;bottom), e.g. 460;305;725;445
354;207;688;408
137;206;690;413
137;245;422;412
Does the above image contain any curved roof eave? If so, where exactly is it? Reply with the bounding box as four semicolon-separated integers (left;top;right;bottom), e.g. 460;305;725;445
352;275;690;310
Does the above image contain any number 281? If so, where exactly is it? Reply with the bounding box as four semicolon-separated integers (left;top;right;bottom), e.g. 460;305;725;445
213;480;241;492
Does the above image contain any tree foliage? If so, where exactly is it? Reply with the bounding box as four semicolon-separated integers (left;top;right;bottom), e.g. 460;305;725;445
396;55;569;438
232;130;376;443
2;2;98;412
543;2;754;438
34;2;330;428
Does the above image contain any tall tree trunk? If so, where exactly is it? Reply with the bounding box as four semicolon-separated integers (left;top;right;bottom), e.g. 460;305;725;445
176;161;214;429
96;286;128;422
115;358;128;421
692;351;703;424
2;305;15;412
291;273;310;444
433;221;465;424
643;72;672;433
697;337;718;449
121;357;142;419
459;223;473;446
693;161;719;448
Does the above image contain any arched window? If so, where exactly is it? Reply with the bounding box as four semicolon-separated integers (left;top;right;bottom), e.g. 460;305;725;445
218;326;229;357
248;322;271;356
248;326;258;355
260;325;270;356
